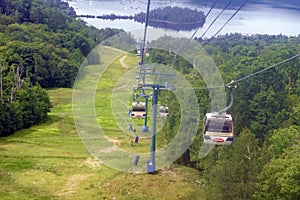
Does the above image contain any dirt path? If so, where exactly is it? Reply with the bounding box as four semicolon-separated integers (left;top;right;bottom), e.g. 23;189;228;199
56;174;90;197
120;55;128;69
103;45;126;53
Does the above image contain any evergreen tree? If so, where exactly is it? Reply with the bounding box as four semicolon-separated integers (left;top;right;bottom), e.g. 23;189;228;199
202;128;259;200
255;143;300;200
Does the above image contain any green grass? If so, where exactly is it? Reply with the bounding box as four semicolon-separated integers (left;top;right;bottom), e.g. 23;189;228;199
0;49;206;200
95;53;152;152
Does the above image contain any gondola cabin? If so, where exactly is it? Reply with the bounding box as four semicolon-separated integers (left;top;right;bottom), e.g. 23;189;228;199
158;106;169;117
203;112;234;145
130;102;146;118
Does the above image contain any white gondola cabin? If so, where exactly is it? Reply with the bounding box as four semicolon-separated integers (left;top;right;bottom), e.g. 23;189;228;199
158;106;169;117
203;112;234;145
130;102;146;118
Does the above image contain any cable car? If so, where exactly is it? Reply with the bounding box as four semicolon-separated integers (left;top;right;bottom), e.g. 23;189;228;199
158;106;169;117
130;101;146;118
203;112;234;145
136;48;141;57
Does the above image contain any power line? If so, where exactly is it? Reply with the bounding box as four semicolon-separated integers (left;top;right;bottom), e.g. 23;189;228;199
189;0;218;40
176;86;223;90
178;54;300;90
198;0;234;40
228;54;300;85
139;0;151;85
200;0;249;47
209;0;249;41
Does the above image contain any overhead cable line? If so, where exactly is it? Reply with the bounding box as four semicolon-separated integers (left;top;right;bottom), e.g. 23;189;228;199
200;0;248;47
176;54;300;90
189;0;218;40
139;0;151;85
202;0;249;46
228;54;300;85
197;0;234;40
176;85;223;90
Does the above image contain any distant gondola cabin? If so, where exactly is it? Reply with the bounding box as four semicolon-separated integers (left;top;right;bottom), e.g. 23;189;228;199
158;106;169;117
203;112;234;145
130;102;146;118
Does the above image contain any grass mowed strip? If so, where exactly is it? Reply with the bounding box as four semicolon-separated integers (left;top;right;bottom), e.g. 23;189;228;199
95;50;153;154
0;51;206;200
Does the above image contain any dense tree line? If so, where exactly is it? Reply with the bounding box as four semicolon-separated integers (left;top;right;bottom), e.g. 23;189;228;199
1;0;299;197
77;13;134;20
198;34;300;199
134;6;205;31
0;0;122;136
78;6;206;31
146;33;300;199
0;0;122;88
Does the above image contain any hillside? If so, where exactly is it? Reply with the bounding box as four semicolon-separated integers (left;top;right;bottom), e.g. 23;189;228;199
0;58;206;199
0;0;122;136
1;33;299;199
143;33;300;199
0;0;299;199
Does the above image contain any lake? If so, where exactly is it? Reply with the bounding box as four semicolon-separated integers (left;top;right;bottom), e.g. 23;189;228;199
65;0;300;39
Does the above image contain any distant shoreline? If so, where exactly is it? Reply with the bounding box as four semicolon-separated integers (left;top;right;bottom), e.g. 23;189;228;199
76;6;206;31
76;14;205;31
68;0;300;37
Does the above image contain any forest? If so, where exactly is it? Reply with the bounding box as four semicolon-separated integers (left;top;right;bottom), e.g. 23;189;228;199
145;33;300;199
0;0;299;199
0;0;122;136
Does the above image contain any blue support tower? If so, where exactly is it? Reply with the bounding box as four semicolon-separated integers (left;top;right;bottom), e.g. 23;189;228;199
133;0;176;174
147;86;159;173
142;95;149;132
